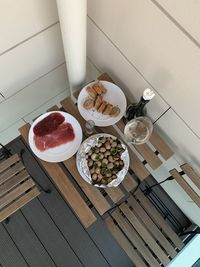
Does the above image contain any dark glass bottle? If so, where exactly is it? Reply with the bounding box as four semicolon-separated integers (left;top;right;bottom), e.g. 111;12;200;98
125;88;155;121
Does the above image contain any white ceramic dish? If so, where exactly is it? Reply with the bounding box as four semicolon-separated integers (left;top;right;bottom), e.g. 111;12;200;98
77;80;127;127
29;111;82;162
76;133;130;188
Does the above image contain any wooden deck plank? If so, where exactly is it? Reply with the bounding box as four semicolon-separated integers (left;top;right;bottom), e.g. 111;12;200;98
0;170;29;198
12;138;110;267
128;196;177;257
0;161;24;185
0;187;40;222
0;179;35;210
63;157;111;215
170;168;200;208
88;217;134;267
135;189;183;249
0;154;19;174
4;211;55;267
0;223;28;267
149;129;174;160
22;198;83;267
122;173;138;192
181;164;200;190
105;217;146;267
112;209;160;267
19;124;96;229
120;203;170;265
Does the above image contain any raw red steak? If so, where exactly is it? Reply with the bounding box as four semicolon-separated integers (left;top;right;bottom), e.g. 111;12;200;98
34;123;75;152
33;112;65;137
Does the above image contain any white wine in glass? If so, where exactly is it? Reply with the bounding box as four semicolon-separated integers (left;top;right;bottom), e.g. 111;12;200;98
124;116;153;145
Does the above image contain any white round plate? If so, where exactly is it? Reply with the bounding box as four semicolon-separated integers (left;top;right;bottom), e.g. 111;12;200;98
77;80;127;127
29;111;83;162
76;133;130;188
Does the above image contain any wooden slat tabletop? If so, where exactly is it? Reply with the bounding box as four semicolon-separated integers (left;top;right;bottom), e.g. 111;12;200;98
18;72;175;230
149;129;174;160
19;124;96;229
61;97;150;182
63;157;111;216
72;72;174;173
122;172;138;192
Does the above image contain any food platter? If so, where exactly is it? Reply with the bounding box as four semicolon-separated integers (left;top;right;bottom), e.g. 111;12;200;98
76;133;130;188
77;80;127;127
29;111;82;162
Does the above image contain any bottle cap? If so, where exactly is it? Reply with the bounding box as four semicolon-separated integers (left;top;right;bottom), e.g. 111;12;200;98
143;88;155;100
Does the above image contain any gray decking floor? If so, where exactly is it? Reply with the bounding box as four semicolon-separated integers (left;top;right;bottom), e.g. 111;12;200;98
0;138;134;267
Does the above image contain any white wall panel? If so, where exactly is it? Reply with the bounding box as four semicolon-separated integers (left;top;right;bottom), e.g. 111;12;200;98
23;90;69;123
0;0;58;54
86;59;101;83
23;60;100;123
157;0;200;44
0;120;25;145
155;109;200;174
0;95;4;102
88;0;200;137
0;23;65;98
87;18;169;122
0;64;69;132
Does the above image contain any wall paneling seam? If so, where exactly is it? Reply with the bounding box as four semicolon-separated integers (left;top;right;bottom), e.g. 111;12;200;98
150;0;200;49
0;21;59;57
0;62;66;101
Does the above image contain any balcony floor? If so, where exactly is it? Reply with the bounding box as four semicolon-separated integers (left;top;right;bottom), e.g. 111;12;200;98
0;137;133;267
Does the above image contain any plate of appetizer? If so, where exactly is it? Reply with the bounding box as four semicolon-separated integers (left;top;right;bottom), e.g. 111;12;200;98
29;111;82;162
76;133;129;188
77;80;127;126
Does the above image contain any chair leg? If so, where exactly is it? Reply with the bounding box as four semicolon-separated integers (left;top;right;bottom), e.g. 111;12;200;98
4;217;10;224
20;149;51;194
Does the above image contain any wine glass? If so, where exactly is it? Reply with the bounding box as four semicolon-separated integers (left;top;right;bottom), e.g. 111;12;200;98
124;116;153;145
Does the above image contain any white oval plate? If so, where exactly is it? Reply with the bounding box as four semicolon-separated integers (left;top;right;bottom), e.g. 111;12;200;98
77;80;127;127
76;133;130;188
29;111;83;162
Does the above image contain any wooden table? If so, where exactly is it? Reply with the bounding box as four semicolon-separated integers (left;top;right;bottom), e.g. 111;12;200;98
19;73;174;229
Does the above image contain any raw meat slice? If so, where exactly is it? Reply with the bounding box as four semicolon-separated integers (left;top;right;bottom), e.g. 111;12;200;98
33;112;65;137
34;123;75;152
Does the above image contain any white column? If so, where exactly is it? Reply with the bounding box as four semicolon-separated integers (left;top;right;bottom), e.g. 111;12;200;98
56;0;87;94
